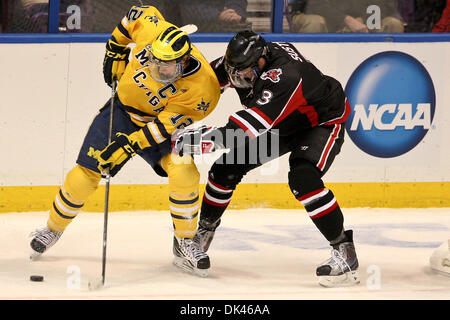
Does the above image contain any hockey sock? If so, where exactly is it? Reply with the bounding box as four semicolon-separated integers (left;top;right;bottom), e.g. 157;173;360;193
47;165;101;232
297;188;344;242
161;153;201;238
289;160;344;242
170;192;200;238
330;229;347;245
200;177;234;226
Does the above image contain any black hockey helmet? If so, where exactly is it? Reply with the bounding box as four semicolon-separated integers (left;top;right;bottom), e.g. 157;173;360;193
224;30;269;88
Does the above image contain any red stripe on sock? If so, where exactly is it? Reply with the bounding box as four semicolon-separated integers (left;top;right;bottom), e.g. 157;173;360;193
203;195;230;207
297;188;325;202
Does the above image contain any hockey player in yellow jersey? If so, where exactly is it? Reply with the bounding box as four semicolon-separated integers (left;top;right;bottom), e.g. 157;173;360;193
29;5;220;277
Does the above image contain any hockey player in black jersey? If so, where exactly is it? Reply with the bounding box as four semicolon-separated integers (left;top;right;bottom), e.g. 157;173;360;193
172;30;359;287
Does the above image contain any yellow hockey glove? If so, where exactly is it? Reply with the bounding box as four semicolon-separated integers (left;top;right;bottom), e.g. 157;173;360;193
103;39;131;87
97;133;141;177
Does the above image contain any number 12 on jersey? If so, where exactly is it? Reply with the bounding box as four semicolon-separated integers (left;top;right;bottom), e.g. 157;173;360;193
170;114;194;129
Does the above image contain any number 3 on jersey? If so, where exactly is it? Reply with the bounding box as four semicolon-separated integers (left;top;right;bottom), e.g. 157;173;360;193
257;90;273;105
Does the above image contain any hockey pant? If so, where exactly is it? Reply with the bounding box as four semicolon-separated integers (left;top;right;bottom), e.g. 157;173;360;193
200;124;346;242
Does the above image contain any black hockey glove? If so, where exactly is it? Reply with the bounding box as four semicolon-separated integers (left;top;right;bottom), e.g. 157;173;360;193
172;126;222;156
97;133;141;177
103;39;131;87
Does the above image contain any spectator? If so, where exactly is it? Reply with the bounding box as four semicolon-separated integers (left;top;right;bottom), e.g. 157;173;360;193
21;0;49;22
0;0;49;32
21;0;46;7
291;0;404;33
18;0;84;33
397;0;415;26
403;0;447;32
177;0;251;33
147;0;181;25
432;0;450;32
289;0;328;32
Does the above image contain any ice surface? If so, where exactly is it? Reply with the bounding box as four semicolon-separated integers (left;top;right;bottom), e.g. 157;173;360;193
0;208;449;300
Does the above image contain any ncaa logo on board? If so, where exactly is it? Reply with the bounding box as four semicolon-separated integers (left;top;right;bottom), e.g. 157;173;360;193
345;51;436;158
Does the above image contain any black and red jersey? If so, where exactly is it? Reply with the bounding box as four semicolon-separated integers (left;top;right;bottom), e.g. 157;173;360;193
211;42;350;142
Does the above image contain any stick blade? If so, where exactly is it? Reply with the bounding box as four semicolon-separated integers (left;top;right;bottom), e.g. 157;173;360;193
180;24;198;35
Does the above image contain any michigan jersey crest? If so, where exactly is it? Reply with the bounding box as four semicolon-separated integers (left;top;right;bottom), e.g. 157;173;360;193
195;99;211;114
144;14;160;25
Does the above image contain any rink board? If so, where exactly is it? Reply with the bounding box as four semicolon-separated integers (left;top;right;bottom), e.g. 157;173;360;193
0;41;449;211
1;182;449;213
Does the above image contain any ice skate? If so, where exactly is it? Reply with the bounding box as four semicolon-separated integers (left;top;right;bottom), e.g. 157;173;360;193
29;226;63;260
173;235;210;277
316;230;360;287
430;239;450;276
194;219;221;252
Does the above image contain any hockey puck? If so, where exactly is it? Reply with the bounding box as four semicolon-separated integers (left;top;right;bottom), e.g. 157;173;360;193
30;275;44;282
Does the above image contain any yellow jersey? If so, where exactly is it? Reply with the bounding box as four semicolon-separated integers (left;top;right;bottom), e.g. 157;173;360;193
110;5;220;149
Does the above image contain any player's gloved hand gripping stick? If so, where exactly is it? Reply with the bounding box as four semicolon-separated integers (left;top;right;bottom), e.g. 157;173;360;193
172;125;221;156
103;39;130;87
97;133;141;177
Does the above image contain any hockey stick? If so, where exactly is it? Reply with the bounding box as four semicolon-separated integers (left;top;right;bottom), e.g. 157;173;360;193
137;0;198;35
179;24;198;35
88;80;117;291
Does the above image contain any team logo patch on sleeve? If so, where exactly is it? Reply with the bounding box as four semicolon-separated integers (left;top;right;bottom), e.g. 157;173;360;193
144;15;159;25
195;98;211;114
261;68;283;83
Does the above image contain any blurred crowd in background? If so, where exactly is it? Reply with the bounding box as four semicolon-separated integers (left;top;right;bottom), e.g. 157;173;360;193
0;0;448;33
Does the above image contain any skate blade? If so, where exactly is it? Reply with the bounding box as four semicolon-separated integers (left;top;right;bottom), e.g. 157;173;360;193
173;256;208;278
318;270;360;288
30;251;43;261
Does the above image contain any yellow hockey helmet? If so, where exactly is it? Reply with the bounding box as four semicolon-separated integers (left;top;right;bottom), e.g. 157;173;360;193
149;25;192;83
151;25;191;61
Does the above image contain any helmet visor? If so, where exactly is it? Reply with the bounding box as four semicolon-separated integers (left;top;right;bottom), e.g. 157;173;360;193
224;61;258;88
148;55;183;84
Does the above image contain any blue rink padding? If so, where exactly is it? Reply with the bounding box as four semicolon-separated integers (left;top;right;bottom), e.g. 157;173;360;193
0;33;449;44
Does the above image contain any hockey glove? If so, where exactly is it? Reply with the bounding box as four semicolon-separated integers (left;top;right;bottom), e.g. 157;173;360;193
103;39;131;87
172;125;221;156
97;133;141;177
